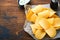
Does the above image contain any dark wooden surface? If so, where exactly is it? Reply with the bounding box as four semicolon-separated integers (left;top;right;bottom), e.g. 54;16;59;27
0;0;50;40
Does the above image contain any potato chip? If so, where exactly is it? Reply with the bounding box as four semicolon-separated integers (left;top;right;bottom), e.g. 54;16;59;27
38;10;50;18
39;19;50;30
39;19;56;37
30;24;43;31
30;14;37;23
26;8;34;21
35;17;41;24
35;23;43;30
53;18;60;29
47;18;54;25
45;27;56;38
47;8;56;17
54;18;60;27
35;29;46;39
31;5;47;14
30;24;37;34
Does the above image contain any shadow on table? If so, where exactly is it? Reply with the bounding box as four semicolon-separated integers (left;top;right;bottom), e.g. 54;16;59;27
0;25;17;40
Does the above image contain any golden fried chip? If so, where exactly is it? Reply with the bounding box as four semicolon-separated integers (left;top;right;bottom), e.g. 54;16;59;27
34;23;43;30
39;19;50;30
47;18;54;25
30;24;37;34
30;14;37;23
38;10;50;18
31;5;47;14
54;18;60;27
45;27;56;38
30;24;43;31
47;8;56;17
53;18;60;30
39;19;56;37
35;17;41;24
26;8;34;21
35;29;46;39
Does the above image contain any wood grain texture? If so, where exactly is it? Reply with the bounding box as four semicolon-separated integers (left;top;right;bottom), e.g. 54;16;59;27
0;0;50;40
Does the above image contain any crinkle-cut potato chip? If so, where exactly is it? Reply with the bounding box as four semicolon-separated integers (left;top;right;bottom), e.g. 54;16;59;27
39;19;51;30
26;8;34;21
39;19;56;37
51;14;59;18
47;8;56;17
30;14;37;23
31;5;47;14
30;24;37;34
35;29;46;39
35;23;43;29
47;18;54;25
38;10;50;18
34;23;43;30
30;24;43;31
45;27;56;38
53;18;60;29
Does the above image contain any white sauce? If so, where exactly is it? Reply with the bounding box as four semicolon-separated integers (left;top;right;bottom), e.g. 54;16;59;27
19;0;30;5
52;0;55;2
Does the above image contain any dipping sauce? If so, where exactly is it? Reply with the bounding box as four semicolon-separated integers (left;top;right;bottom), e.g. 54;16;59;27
19;0;30;5
18;0;30;8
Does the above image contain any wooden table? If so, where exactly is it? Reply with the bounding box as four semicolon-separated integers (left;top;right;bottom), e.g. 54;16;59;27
0;0;50;40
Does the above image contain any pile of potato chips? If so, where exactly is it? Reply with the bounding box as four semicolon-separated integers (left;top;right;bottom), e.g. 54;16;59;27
26;5;60;40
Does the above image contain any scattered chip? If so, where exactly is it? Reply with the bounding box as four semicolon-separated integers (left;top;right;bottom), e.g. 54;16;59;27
39;19;56;38
47;8;56;17
38;10;50;18
30;24;37;34
35;29;46;39
30;14;37;23
26;8;34;21
47;18;54;25
31;5;47;14
34;23;43;30
53;18;60;30
39;19;50;30
30;24;43;31
45;27;56;38
35;17;41;24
